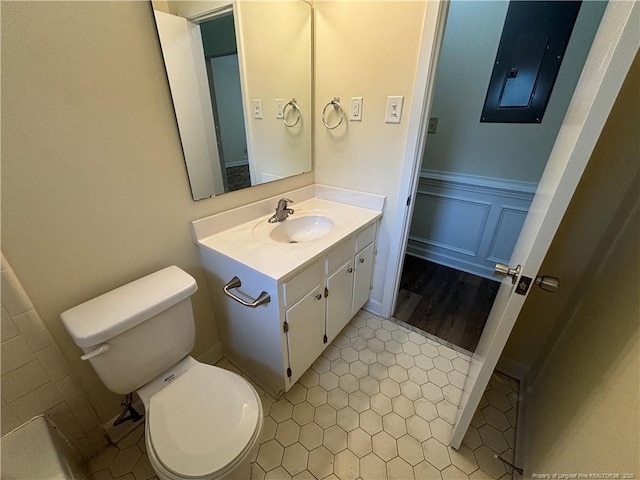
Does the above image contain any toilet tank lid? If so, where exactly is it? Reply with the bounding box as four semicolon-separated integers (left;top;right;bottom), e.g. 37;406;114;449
61;266;197;348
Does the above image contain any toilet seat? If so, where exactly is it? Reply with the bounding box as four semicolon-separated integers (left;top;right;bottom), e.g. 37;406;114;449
146;363;262;479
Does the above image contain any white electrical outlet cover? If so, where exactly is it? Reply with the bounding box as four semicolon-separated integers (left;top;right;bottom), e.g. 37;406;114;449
350;97;363;121
275;99;284;119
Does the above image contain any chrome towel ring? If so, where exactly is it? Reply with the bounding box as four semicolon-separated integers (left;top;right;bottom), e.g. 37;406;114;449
322;97;344;130
283;98;301;127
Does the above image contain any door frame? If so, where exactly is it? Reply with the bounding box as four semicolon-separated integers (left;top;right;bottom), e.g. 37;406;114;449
380;0;449;319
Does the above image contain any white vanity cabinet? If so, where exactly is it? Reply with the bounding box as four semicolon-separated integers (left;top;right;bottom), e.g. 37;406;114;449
201;220;378;397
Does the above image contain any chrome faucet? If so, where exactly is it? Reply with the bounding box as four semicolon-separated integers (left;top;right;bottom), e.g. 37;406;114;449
268;198;294;223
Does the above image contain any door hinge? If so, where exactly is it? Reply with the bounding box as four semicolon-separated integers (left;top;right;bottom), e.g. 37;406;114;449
286;367;292;378
283;321;289;333
323;334;328;344
324;287;329;298
406;195;411;207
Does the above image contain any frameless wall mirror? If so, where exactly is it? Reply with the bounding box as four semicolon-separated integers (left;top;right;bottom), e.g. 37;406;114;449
151;0;313;200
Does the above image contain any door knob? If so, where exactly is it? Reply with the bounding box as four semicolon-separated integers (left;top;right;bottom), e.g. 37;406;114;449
494;263;521;285
535;275;560;293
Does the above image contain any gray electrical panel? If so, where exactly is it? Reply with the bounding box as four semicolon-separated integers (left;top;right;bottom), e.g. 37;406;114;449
481;1;582;124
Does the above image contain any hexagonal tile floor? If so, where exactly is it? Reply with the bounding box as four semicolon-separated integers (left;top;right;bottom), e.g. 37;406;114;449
88;310;519;480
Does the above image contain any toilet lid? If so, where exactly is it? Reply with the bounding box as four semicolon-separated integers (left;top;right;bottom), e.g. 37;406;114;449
148;363;261;479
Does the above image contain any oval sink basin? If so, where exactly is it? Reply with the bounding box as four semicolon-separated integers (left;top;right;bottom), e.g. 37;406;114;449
270;215;334;244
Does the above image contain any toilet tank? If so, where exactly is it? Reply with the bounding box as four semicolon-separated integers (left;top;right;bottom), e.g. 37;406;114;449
61;266;198;395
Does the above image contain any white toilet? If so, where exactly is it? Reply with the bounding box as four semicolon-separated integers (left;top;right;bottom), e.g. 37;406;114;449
61;266;263;480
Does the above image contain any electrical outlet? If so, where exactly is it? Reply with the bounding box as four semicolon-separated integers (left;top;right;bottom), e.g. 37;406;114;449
428;117;439;134
275;99;284;119
385;96;404;124
350;97;363;121
252;99;263;119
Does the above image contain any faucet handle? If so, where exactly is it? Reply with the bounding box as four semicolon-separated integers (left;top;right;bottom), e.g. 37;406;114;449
277;198;293;209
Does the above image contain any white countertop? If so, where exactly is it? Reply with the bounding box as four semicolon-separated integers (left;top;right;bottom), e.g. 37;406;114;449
197;197;382;281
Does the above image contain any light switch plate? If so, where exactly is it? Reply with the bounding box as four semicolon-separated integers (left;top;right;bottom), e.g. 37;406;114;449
252;99;263;119
385;96;404;124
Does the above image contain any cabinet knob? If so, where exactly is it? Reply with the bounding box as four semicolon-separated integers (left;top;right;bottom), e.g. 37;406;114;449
359;258;365;263
315;293;322;300
347;267;353;273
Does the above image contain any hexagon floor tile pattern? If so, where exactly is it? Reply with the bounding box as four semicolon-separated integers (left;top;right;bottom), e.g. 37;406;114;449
88;310;520;480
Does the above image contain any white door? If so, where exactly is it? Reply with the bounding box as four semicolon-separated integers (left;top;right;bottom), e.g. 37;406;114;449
449;2;639;448
153;10;225;198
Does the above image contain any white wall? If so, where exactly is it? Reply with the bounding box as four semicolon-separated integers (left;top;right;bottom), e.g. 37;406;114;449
1;1;313;423
422;0;606;183
313;0;429;313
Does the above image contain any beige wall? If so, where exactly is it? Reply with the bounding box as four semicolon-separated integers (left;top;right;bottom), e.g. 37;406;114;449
522;171;639;473
1;1;312;423
238;0;313;181
503;53;640;368
313;0;427;310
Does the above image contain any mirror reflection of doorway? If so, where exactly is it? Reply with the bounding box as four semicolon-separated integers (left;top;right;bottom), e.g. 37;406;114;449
394;0;606;354
200;14;250;192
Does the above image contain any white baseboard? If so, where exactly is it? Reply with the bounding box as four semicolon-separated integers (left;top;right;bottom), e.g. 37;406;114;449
363;298;382;317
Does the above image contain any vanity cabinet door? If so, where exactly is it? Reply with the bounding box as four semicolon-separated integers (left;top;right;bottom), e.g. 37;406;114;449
352;242;375;316
285;284;326;385
325;259;355;345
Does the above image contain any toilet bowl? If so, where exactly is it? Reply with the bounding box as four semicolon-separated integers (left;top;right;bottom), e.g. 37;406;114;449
138;357;263;480
60;266;263;480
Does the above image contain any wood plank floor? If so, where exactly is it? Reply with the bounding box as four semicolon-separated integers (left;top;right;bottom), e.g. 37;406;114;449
394;256;500;352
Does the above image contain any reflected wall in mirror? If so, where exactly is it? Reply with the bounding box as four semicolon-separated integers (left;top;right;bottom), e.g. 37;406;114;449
152;0;313;200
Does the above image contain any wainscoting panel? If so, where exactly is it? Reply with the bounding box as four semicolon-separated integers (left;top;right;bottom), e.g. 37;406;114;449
407;170;536;280
486;207;529;263
410;193;491;257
